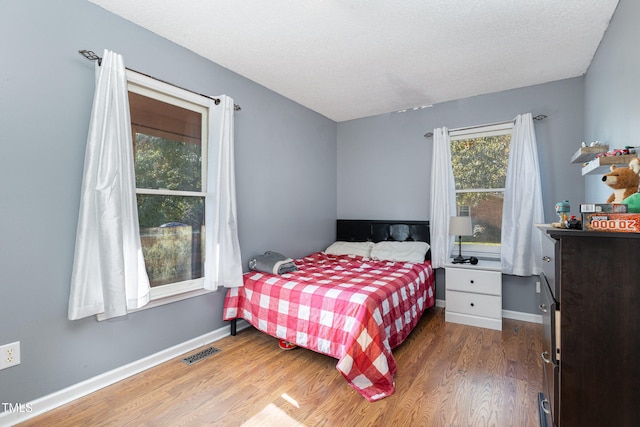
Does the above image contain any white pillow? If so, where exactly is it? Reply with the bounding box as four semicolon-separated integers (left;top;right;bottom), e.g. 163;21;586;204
370;241;430;264
324;241;374;258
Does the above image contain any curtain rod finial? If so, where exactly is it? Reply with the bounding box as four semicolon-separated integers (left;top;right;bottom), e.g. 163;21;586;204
78;49;102;65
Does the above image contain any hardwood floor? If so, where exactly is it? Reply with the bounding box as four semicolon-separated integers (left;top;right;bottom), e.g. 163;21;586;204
19;308;542;427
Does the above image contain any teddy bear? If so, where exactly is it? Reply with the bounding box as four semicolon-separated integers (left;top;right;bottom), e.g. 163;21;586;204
602;158;640;203
621;158;640;212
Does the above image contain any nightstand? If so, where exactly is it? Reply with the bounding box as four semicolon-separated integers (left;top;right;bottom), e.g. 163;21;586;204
444;260;502;330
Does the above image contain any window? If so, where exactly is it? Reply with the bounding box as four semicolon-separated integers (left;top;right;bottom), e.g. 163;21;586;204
127;71;210;301
449;122;512;259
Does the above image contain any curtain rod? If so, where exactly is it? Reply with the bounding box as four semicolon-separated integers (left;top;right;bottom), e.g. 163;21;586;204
78;50;241;111
423;114;547;138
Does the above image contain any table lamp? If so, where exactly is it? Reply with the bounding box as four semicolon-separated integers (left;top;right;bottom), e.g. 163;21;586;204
449;216;473;264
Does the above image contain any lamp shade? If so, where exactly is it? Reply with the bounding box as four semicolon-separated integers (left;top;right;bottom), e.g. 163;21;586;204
449;216;472;236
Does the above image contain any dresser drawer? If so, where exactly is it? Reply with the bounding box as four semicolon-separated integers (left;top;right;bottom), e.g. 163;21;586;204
446;267;501;296
446;290;502;319
541;233;556;294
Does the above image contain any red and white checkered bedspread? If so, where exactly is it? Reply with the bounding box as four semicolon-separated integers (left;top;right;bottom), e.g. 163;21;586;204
223;252;435;401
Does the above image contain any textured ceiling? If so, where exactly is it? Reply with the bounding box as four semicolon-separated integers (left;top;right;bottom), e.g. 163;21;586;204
88;0;619;122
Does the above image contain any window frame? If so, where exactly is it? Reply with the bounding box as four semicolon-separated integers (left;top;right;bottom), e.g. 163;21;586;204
127;70;212;305
449;122;513;260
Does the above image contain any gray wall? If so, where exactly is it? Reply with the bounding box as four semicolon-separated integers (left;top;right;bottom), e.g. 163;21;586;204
585;0;639;202
337;77;586;311
0;0;336;407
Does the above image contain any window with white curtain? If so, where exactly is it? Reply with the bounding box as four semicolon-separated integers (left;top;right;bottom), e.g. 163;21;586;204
449;122;513;259
127;70;211;301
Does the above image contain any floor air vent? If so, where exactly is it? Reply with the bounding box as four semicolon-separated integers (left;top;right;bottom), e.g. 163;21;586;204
181;346;221;365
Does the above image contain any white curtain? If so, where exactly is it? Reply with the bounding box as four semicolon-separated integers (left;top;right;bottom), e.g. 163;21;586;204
501;113;545;276
429;127;457;269
68;50;150;320
204;95;244;290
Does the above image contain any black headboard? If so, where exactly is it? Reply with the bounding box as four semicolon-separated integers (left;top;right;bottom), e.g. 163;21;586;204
336;219;431;258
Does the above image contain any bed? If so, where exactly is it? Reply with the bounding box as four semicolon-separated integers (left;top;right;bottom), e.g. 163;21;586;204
222;220;435;401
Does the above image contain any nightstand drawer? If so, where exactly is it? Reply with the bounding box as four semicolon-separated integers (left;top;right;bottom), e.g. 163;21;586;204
446;267;501;295
446;290;502;319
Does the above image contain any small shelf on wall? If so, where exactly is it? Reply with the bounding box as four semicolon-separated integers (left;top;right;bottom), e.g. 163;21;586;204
570;145;608;164
581;154;638;176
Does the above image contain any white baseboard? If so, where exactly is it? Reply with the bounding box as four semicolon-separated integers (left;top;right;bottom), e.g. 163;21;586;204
0;320;249;426
435;298;446;308
502;309;542;324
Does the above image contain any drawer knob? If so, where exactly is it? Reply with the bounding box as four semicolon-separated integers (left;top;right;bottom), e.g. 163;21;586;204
469;280;474;284
541;351;551;364
539;303;548;313
542;256;551;262
540;398;551;415
470;302;475;307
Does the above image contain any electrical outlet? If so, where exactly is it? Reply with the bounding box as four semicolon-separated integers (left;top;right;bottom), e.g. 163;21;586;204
0;341;21;370
536;281;541;294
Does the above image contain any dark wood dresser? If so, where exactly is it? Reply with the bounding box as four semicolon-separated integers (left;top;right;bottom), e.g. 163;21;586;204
538;226;640;427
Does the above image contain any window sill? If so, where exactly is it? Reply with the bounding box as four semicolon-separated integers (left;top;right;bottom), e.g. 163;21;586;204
452;243;501;261
451;251;500;262
96;287;215;321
